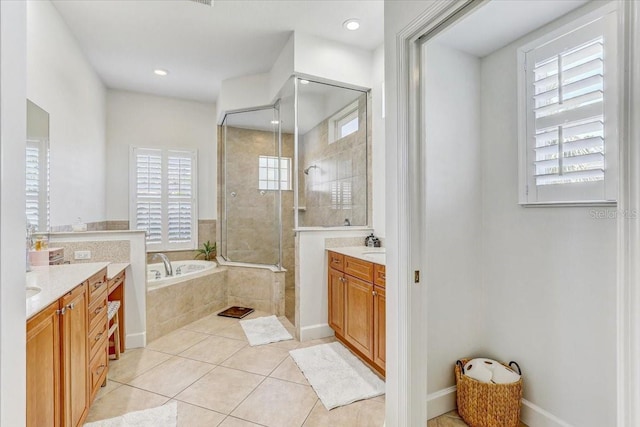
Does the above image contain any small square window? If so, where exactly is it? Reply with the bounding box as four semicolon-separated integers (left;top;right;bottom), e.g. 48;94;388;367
258;155;292;191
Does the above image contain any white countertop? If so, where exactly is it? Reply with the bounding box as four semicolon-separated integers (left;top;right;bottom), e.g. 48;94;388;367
107;262;129;280
26;262;110;320
327;246;386;266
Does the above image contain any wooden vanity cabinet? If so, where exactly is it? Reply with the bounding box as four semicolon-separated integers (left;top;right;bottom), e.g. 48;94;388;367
27;301;61;427
60;284;89;427
27;267;108;427
87;270;109;403
328;251;386;376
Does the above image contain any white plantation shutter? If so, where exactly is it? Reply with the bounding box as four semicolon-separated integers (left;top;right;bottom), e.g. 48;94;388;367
131;148;197;250
520;8;618;204
26;139;49;231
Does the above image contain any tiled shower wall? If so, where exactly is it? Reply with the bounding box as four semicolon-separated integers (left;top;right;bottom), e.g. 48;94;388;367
219;126;295;287
299;93;370;227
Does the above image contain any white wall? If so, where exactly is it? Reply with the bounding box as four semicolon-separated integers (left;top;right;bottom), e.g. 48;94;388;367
294;32;373;89
297;229;372;341
423;42;484;396
27;0;107;227
0;1;27;425
480;6;617;425
269;33;294;101
216;73;271;123
106;90;217;221
371;44;385;237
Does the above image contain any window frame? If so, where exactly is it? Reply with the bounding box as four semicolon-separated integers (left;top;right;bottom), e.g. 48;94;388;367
328;101;359;144
129;147;198;251
517;3;619;206
258;155;292;191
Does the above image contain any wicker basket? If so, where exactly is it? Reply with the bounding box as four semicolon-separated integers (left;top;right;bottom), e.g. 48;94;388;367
455;359;523;427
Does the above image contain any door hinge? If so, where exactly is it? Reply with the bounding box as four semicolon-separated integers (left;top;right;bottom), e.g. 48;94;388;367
414;270;420;284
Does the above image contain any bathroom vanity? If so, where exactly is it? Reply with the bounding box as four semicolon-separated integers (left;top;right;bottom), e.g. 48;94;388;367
26;262;127;427
327;247;386;377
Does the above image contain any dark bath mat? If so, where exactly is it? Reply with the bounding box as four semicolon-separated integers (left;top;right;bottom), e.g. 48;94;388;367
217;306;255;319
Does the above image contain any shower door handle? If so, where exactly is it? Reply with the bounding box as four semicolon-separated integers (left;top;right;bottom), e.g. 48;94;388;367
230;192;237;198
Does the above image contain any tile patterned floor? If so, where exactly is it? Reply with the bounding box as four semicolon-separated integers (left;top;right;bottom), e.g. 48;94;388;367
87;307;525;427
87;308;385;427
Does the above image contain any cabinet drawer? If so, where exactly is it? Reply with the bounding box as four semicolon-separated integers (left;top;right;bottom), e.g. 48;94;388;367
88;269;108;304
344;256;374;282
374;264;386;288
88;317;108;359
89;345;108;402
88;296;108;333
328;251;344;271
108;271;125;294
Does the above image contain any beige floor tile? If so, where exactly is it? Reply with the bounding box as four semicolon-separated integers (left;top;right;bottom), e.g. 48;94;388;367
231;378;318;427
93;379;123;401
182;313;238;335
85;384;169;423
269;356;309;385
220;345;289;376
219;417;265;427
107;348;173;383
128;356;215;397
147;329;210;354
173;400;226;427
175;366;265;414
302;398;385;427
180;335;248;365
426;411;528;427
213;323;250;342
296;336;337;349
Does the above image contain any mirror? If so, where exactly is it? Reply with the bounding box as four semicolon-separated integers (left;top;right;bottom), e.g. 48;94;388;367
26;100;50;233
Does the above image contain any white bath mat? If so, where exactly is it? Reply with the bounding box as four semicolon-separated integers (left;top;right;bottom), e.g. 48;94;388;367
289;342;385;410
84;401;177;427
239;315;293;346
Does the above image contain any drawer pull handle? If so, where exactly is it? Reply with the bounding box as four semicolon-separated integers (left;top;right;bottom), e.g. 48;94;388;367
380;274;386;279
93;282;104;289
66;303;75;310
95;332;103;341
332;259;340;263
94;306;104;315
339;277;346;283
372;290;378;296
96;364;106;374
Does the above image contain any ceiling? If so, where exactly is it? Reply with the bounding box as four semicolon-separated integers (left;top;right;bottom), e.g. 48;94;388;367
435;0;590;57
51;0;384;104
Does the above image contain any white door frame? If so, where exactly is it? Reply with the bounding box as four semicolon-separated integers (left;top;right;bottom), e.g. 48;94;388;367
391;0;640;426
616;1;640;426
387;1;474;426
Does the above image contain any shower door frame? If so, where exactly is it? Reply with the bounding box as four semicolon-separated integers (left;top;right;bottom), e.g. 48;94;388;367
220;103;284;270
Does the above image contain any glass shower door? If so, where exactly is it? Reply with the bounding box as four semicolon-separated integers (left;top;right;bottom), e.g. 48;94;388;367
221;105;282;267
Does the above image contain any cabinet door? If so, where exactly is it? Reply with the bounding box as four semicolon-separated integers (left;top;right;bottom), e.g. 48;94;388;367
27;301;61;427
61;284;89;427
328;268;346;336
373;286;386;371
345;276;374;359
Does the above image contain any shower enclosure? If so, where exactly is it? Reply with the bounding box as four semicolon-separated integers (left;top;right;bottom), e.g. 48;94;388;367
220;104;286;267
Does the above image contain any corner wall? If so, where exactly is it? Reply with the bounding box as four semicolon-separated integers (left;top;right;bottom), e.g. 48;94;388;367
27;0;107;227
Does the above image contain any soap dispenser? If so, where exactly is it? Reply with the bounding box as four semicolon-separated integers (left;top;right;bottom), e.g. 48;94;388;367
365;233;376;247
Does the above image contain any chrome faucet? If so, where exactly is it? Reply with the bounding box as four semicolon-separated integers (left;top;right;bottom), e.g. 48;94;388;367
152;253;173;277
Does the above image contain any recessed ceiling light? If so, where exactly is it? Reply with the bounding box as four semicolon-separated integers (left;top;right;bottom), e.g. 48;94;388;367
343;19;360;31
299;79;310;85
154;69;169;76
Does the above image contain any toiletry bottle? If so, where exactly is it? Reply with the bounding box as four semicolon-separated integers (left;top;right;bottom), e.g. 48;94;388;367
365;233;375;247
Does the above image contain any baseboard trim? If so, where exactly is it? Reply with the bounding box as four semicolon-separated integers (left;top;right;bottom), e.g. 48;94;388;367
427;386;457;419
127;332;146;349
521;399;574;427
299;323;334;341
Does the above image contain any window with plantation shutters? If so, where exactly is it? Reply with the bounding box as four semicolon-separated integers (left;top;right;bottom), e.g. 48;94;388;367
26;139;49;231
130;147;198;250
518;7;618;205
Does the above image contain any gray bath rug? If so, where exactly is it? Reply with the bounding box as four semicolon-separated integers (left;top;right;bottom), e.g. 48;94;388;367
84;401;177;427
239;315;293;346
289;342;385;410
